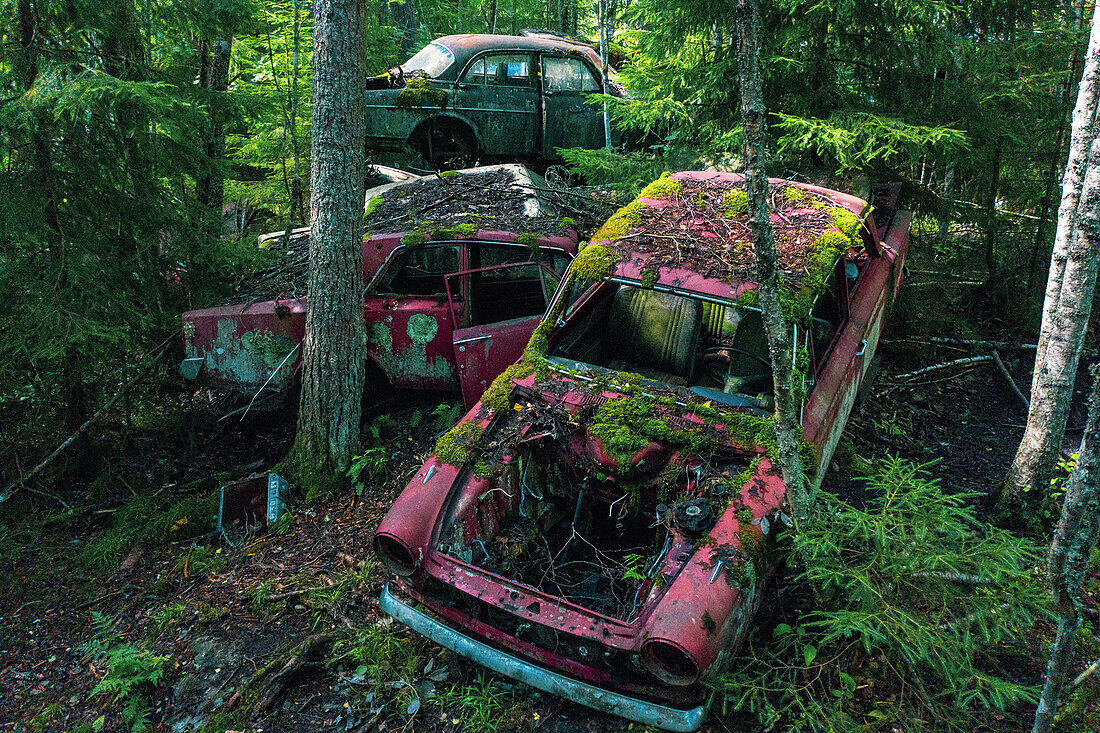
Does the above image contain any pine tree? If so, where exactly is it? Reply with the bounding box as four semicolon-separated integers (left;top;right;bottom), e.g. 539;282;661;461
288;0;370;498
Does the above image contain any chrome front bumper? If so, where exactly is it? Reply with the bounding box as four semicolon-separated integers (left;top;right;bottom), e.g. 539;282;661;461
380;583;707;732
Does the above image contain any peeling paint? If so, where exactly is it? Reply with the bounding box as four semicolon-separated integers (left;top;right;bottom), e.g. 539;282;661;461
199;319;298;390
369;319;455;385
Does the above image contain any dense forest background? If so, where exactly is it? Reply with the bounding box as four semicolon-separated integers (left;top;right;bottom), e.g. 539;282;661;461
2;1;1099;732
0;0;1085;437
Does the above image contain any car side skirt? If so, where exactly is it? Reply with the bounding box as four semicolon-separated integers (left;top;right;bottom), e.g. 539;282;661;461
380;583;707;733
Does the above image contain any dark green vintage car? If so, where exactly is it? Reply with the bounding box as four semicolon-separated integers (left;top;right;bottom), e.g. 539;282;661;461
365;33;622;166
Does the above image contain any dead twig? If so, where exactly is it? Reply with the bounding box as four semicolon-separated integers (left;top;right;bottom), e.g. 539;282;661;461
992;349;1030;410
1;332;178;504
894;355;991;381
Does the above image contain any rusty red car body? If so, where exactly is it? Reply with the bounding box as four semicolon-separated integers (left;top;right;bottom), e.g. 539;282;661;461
181;228;576;405
374;172;910;730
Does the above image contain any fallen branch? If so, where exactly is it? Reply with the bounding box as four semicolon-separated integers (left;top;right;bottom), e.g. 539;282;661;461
1072;658;1100;687
992;350;1030;409
895;355;991;381
250;632;336;717
0;333;178;504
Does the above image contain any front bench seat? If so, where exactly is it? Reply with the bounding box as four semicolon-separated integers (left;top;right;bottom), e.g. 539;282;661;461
604;287;702;386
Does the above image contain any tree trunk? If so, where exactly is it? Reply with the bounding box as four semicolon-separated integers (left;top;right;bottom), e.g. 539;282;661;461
734;0;811;532
1031;363;1100;733
597;0;611;149
206;37;232;220
1001;1;1100;516
290;0;368;498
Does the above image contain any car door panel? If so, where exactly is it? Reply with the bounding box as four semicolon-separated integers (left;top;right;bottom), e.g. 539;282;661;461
540;54;605;155
447;263;556;407
803;255;892;483
455;53;538;156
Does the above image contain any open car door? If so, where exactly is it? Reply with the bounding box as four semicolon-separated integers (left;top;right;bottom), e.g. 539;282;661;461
446;261;560;407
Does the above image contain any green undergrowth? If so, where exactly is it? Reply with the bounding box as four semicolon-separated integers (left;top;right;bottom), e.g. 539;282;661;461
714;457;1047;731
81;612;171;732
433;671;518;733
79;490;219;573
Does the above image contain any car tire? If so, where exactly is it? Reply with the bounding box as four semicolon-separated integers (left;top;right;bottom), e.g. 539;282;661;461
410;119;479;171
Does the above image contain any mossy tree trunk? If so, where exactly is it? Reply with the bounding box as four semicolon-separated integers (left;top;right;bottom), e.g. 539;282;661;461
290;0;368;499
734;0;811;532
1001;2;1100;520
1032;364;1100;733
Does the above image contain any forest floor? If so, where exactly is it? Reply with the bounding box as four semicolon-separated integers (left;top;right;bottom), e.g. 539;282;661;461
2;262;1100;732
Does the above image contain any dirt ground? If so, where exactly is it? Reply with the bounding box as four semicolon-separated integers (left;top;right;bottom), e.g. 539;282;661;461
2;294;1099;732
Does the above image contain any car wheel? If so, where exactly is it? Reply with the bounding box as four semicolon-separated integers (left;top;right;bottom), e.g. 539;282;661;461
412;120;479;171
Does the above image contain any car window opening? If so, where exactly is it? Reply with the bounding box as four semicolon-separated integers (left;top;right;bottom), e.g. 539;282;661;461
547;281;775;409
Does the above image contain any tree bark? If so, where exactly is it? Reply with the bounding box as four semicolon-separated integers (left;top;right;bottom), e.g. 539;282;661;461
1032;363;1100;733
198;36;232;222
734;0;811;532
290;0;368;496
1001;1;1100;516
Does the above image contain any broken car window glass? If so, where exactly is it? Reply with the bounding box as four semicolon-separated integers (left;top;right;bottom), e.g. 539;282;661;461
375;245;460;296
400;41;456;78
542;57;600;93
465;263;548;327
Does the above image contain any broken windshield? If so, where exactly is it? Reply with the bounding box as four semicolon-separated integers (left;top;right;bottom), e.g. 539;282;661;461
401;42;456;78
547;280;775;409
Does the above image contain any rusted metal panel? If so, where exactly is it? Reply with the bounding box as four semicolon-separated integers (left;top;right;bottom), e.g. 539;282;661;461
216;472;289;531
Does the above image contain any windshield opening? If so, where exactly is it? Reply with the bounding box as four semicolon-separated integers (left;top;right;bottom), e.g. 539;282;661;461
401;42;456;78
547;280;775;409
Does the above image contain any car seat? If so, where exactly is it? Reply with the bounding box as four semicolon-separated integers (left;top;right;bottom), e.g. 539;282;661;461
604;288;701;385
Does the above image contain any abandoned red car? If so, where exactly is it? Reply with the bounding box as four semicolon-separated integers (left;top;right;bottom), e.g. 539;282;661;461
374;171;910;730
181;167;577;405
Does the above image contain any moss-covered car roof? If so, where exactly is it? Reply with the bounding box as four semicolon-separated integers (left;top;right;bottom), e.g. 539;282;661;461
582;171;873;312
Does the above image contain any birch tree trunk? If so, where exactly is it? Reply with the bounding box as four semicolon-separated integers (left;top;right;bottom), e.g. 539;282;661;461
1032;363;1100;733
734;0;811;532
1001;2;1100;517
290;0;368;498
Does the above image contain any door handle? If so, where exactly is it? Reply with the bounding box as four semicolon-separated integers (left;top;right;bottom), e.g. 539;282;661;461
454;334;492;345
856;339;867;357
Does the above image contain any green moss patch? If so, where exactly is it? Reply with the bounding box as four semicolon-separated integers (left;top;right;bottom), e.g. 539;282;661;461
364;195;384;220
720;190;749;217
396;76;448;110
434;420;484;467
568;242;621;283
638;175;684;200
591;201;645;244
401;231;426;249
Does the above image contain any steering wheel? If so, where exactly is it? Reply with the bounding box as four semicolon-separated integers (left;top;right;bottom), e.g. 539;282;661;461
702;346;772;393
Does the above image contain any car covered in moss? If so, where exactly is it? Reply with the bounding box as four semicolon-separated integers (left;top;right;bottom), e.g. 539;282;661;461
364;33;622;166
373;171;911;730
181;166;578;405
